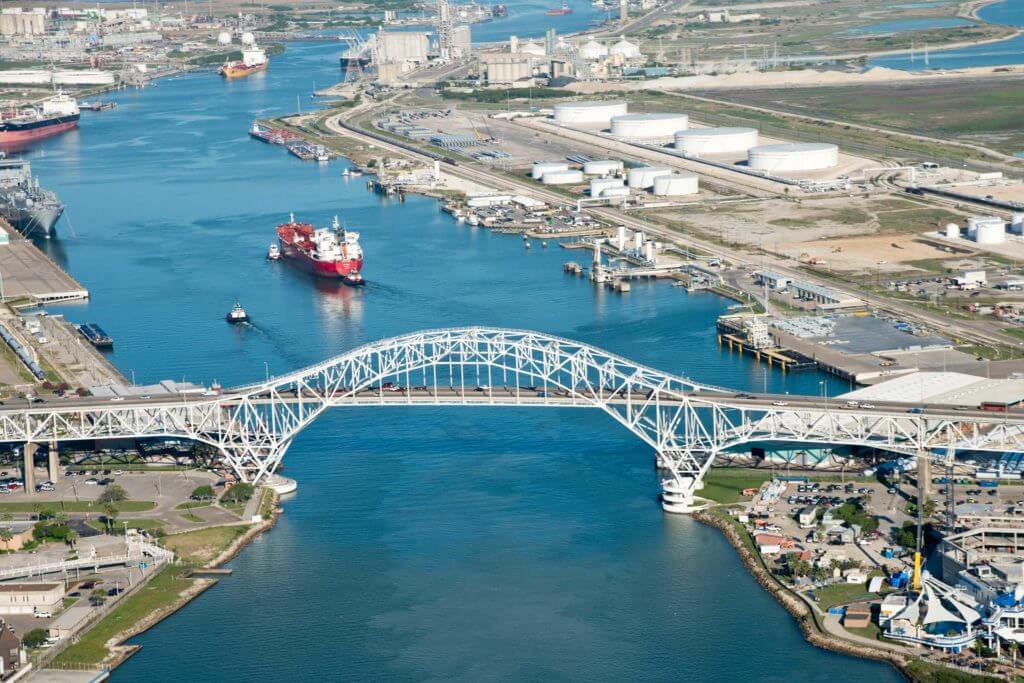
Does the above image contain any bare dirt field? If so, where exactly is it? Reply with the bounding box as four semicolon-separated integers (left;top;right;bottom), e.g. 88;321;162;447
784;234;959;272
649;194;966;248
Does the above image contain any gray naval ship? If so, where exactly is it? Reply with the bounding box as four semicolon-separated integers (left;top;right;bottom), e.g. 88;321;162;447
0;157;63;238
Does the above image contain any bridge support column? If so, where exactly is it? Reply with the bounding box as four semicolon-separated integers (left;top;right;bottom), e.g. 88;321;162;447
48;441;59;484
917;449;931;499
22;443;36;495
660;476;703;514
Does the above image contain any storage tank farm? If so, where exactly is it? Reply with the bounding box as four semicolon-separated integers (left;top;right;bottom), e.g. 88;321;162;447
610;113;688;140
748;143;839;172
674;127;759;156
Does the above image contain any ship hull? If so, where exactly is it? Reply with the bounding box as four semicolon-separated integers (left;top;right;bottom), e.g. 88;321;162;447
279;239;362;279
0;117;79;145
220;62;268;79
1;203;63;237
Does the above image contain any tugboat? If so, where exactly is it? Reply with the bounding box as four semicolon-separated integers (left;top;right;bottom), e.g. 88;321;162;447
225;301;249;324
267;243;281;260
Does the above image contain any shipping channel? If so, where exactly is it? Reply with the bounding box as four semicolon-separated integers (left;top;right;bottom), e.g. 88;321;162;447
21;37;902;682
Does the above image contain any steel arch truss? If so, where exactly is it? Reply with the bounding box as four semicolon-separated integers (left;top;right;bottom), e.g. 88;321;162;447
2;327;1024;494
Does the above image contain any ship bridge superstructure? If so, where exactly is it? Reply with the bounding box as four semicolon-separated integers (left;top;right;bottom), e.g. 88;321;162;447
5;327;1024;511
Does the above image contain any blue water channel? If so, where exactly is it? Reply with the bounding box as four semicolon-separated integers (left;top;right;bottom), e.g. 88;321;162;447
870;0;1024;69
19;39;905;681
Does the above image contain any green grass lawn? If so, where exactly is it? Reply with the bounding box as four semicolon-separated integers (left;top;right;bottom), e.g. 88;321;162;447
700;469;773;504
179;512;204;524
814;582;876;610
122;519;164;532
162;525;249;566
0;500;155;514
54;565;194;666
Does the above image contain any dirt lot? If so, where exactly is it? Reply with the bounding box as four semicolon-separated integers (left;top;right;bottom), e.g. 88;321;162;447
647;194;969;272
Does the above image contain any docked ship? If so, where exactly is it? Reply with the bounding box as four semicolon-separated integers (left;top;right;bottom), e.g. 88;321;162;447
219;46;268;79
0;157;64;237
0;92;80;146
492;3;509;16
276;214;364;285
546;1;573;14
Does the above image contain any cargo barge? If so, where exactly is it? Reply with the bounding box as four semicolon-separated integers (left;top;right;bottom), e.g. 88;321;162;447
78;322;113;349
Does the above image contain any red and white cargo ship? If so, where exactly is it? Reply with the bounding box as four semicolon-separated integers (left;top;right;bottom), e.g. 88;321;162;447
0;93;80;146
276;214;364;285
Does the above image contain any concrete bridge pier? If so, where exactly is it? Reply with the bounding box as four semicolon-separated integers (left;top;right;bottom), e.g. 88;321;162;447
22;443;37;495
48;441;59;484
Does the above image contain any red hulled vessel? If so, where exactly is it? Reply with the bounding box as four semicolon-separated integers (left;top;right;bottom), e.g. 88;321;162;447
276;214;364;285
0;93;80;146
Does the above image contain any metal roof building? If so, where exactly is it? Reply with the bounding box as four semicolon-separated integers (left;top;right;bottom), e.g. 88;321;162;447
841;372;1024;408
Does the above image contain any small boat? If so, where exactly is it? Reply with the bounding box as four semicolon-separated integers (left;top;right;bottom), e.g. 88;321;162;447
521;233;528;240
541;241;548;248
343;272;365;286
546;0;573;14
348;168;363;177
316;150;330;162
226;301;249;324
525;241;532;249
267;243;281;260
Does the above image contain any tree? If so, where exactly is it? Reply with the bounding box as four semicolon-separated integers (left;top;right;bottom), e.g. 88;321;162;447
22;628;47;649
103;503;119;534
89;588;107;607
0;528;12;546
99;484;128;504
65;529;78;548
190;485;215;501
220;483;254;506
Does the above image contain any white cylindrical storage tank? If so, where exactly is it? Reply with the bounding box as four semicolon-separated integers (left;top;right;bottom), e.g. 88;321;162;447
627;166;672;189
644;242;654;261
674;127;758;156
973;220;1005;244
532;161;568;180
583;159;623;175
542;169;584;185
601;186;630;198
652;173;699;196
610;113;688;140
634;232;644;249
748;143;839;172
553;101;628;126
217;31;232;45
590;177;624;196
241;31;256;45
945;223;960;239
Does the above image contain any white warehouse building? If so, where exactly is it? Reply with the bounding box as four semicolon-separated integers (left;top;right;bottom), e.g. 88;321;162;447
674;127;758;156
610;113;688;140
627;166;672;189
652;173;699;196
553;101;628;126
748;143;839;172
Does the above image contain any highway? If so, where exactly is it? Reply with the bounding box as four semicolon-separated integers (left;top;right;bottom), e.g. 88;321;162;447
11;384;1024;430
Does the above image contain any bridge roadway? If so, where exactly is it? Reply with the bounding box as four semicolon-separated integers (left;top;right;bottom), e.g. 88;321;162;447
8;385;1023;428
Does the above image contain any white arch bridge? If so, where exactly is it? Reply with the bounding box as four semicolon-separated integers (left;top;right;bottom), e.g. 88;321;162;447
5;327;1024;512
